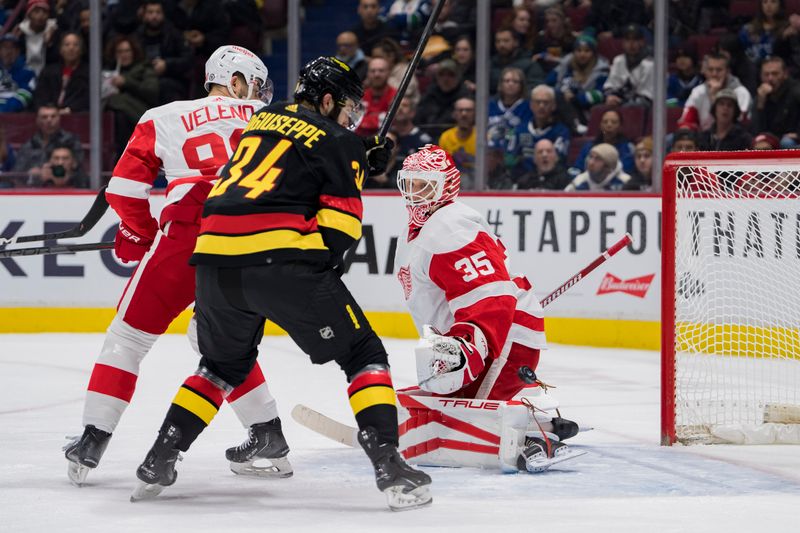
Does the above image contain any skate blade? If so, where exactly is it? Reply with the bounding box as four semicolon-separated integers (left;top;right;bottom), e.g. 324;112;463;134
524;448;587;473
229;456;293;478
130;481;166;502
67;461;90;487
384;485;433;512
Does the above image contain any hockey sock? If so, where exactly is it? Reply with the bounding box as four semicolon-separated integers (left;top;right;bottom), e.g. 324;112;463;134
347;365;399;446
226;362;279;427
163;372;227;451
83;318;158;433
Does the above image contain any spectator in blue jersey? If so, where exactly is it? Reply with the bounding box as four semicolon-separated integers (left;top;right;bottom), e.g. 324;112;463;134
546;34;608;127
0;34;36;112
488;67;532;152
385;0;433;47
570;108;635;175
489;27;545;97
506;84;571;179
565;143;631;192
739;0;788;65
667;49;701;107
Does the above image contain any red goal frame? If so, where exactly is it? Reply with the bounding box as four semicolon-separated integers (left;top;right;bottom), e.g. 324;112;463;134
660;149;800;445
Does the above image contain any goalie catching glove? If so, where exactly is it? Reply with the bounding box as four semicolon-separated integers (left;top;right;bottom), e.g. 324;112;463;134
415;322;488;394
114;221;155;263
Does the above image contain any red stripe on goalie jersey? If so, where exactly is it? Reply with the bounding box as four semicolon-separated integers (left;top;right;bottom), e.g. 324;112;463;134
107;119;162;239
428;231;516;359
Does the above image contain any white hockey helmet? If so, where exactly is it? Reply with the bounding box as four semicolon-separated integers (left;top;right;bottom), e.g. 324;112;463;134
204;45;273;103
397;144;461;227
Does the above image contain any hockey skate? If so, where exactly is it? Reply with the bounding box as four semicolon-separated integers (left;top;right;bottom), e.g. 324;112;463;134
516;435;586;473
358;427;432;511
64;425;112;486
226;418;293;478
130;423;182;502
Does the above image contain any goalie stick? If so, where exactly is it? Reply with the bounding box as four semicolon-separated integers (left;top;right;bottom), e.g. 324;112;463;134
293;233;634;445
0;186;109;247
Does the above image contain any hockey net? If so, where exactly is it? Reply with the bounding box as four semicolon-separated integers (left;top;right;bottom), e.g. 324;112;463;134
662;150;800;445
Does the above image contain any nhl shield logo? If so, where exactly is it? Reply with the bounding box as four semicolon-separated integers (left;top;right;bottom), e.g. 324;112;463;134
319;326;334;339
397;266;412;300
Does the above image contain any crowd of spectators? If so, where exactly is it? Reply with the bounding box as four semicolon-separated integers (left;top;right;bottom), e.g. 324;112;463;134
0;0;268;188
2;0;800;192
340;0;800;192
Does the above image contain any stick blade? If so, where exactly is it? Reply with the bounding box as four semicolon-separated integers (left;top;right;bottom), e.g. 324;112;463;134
290;404;357;447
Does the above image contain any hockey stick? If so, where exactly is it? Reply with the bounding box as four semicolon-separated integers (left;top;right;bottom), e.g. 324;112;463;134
293;234;634;446
538;232;633;308
0;186;110;247
377;0;445;138
0;241;114;258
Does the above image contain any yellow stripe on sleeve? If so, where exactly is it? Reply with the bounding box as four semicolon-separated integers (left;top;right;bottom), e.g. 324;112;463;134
316;208;362;240
172;387;219;425
195;229;326;256
348;385;396;415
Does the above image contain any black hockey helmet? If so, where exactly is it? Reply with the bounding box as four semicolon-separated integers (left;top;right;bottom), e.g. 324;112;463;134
294;56;365;119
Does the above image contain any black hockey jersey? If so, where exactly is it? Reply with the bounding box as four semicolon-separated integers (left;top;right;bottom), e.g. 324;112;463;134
191;101;368;266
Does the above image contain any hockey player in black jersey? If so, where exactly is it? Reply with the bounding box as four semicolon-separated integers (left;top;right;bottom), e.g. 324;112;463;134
132;56;432;511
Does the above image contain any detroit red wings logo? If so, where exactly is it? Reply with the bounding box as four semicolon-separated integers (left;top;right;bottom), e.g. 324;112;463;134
397;266;412;300
596;273;655;298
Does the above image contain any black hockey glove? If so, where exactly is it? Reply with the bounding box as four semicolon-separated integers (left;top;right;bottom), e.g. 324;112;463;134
362;135;395;177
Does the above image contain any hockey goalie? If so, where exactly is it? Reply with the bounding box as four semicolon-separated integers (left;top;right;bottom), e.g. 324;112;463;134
393;144;585;473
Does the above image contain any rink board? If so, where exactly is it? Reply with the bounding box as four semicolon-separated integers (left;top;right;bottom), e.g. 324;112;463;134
0;191;661;348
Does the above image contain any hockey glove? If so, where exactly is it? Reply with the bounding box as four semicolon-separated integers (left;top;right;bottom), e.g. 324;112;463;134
114;221;154;263
414;322;488;395
362;135;395;177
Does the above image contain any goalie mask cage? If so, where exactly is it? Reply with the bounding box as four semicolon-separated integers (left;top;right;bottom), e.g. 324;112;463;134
662;150;800;446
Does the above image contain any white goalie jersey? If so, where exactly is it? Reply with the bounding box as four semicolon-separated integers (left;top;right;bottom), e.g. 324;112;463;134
395;201;546;395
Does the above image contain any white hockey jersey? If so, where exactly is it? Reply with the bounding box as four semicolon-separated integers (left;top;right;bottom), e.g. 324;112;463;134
106;95;263;238
395;201;546;398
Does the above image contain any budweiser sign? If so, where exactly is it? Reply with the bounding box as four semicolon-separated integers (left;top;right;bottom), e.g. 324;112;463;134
596;273;655;298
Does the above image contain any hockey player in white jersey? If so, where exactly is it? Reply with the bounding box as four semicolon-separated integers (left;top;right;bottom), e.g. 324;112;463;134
65;46;291;485
393;144;584;473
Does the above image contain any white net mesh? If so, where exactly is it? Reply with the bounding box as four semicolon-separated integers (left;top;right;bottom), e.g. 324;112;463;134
672;162;800;444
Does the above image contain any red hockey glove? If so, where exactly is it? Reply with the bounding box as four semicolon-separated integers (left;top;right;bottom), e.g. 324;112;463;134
114;221;154;263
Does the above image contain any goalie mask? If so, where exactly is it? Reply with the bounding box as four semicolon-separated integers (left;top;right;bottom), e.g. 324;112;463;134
397;144;461;228
205;45;273;104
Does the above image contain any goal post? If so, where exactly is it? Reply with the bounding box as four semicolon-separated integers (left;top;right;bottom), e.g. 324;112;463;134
662;150;800;445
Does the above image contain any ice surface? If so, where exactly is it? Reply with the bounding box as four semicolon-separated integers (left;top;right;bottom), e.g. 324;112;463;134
2;334;799;532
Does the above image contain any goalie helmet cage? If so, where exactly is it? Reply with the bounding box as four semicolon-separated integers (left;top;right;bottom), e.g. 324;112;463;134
661;149;800;446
